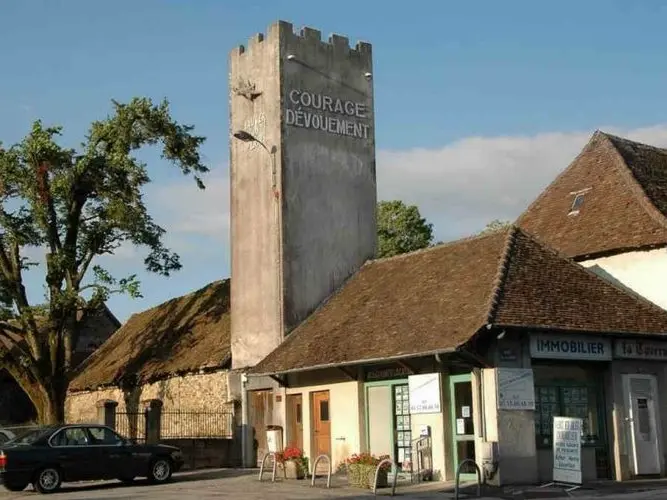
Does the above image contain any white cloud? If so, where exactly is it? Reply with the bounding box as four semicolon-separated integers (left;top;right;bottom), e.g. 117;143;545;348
145;167;230;249
378;124;667;242
142;124;667;253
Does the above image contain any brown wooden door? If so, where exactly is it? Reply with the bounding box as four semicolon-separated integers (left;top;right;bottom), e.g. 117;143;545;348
311;391;331;458
249;390;273;466
286;394;303;450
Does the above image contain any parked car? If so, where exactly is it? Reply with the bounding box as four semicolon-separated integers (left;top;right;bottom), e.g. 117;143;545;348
0;429;16;445
0;423;184;493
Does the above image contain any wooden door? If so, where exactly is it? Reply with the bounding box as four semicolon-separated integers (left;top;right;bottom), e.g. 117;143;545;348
311;391;331;459
249;390;273;466
286;394;303;450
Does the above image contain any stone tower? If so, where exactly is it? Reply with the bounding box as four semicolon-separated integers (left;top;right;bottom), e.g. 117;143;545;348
230;21;376;369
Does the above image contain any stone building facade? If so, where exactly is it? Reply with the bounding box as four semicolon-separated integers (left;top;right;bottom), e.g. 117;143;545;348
66;280;240;445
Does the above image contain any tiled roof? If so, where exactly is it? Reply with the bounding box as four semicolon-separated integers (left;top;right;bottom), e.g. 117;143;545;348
517;131;667;259
250;227;667;375
70;280;231;391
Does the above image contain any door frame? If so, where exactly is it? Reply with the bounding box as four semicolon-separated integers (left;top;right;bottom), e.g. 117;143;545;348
449;373;477;481
622;373;663;476
364;379;409;473
310;390;331;460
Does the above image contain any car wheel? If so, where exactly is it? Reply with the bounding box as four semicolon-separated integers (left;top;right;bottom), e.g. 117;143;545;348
148;457;172;484
33;467;62;494
3;480;28;491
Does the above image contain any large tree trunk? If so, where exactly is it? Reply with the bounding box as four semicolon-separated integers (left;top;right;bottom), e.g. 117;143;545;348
8;365;67;424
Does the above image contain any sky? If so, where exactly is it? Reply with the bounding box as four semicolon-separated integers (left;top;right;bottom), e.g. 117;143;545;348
2;0;667;322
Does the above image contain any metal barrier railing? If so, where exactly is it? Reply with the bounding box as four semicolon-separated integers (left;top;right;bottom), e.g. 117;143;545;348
454;459;482;500
258;452;286;482
412;435;432;483
372;458;398;496
310;454;332;489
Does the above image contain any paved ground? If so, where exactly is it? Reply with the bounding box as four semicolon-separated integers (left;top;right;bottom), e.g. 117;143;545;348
3;469;667;499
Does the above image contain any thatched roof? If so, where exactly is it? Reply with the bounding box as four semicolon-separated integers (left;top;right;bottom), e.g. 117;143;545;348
70;280;231;391
517;131;667;259
251;226;667;376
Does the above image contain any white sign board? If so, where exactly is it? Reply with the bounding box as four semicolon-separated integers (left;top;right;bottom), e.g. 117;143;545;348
408;373;441;414
553;417;583;485
614;339;667;360
497;368;536;410
530;333;612;361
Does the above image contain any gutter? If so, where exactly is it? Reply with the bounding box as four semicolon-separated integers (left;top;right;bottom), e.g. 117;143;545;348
248;347;459;377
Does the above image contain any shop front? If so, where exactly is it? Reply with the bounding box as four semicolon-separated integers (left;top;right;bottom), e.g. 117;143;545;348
528;332;613;482
362;363;450;481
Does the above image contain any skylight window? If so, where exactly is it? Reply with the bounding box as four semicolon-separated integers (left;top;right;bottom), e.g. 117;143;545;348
569;193;586;216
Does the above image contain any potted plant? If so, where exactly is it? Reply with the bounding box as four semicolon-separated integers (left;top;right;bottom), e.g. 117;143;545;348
276;446;308;479
345;453;391;489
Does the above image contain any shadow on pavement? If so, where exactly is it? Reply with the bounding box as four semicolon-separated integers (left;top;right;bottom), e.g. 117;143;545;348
38;468;256;495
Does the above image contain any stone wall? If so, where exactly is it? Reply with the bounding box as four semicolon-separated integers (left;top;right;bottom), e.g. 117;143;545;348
66;370;236;423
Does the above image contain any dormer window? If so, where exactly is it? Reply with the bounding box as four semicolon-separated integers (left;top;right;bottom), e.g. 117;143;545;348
568;188;591;216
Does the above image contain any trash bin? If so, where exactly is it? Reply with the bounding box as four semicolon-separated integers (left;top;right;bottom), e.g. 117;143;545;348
266;425;283;453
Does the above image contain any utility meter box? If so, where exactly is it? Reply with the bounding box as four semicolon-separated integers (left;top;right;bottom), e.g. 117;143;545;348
266;425;283;453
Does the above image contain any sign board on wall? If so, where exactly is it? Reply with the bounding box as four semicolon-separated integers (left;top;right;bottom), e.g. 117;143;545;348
496;368;536;410
408;373;441;414
530;333;612;361
614;339;667;361
552;416;583;485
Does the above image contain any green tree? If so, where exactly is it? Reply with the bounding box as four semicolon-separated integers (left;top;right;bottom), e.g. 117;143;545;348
0;97;208;423
479;219;512;235
377;200;434;258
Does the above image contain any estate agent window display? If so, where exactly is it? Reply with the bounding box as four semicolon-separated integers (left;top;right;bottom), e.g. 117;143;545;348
532;363;611;479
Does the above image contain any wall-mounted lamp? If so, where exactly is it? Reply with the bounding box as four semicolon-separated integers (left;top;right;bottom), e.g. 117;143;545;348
287;54;296;60
232;129;278;192
233;130;256;142
364;72;372;79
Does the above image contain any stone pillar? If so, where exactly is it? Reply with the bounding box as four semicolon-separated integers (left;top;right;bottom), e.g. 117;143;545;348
95;399;118;429
142;399;163;444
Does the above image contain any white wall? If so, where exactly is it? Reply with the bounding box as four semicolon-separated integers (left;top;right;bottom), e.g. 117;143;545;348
582;248;667;310
286;381;362;471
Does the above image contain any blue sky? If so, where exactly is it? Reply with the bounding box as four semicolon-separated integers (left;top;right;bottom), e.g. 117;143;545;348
2;0;667;321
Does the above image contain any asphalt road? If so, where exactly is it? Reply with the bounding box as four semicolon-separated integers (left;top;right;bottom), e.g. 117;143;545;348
2;470;667;500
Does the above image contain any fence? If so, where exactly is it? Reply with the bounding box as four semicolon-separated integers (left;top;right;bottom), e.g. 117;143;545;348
161;410;234;439
115;410;147;443
111;408;234;441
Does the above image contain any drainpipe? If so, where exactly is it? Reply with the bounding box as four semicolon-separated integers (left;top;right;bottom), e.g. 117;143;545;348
241;372;249;468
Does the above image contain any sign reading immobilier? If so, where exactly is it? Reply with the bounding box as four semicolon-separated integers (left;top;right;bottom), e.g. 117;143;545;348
552;416;583;485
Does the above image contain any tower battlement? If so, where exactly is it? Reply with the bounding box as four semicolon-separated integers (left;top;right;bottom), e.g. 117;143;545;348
232;20;372;65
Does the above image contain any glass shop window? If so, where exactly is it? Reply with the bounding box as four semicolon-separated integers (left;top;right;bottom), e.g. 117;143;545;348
533;364;604;448
535;384;602;447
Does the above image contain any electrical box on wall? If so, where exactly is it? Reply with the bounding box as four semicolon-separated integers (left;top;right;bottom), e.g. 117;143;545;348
419;425;431;437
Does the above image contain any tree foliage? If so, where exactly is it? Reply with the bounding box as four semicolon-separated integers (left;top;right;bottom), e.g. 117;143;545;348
377;200;434;258
0;97;207;423
479;219;512;235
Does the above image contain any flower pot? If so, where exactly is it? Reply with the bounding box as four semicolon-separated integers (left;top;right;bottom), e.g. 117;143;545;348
284;460;305;480
347;463;388;489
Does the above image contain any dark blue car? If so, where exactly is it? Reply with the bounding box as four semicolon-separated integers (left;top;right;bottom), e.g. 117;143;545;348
0;423;184;494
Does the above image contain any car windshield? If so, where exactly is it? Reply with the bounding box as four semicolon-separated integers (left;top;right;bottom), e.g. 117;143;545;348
6;427;54;445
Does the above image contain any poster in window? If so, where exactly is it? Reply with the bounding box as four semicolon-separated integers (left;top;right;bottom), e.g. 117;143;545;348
497;368;536;410
408;373;441;414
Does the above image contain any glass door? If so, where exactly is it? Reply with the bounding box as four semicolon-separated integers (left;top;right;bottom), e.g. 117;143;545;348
449;374;476;480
